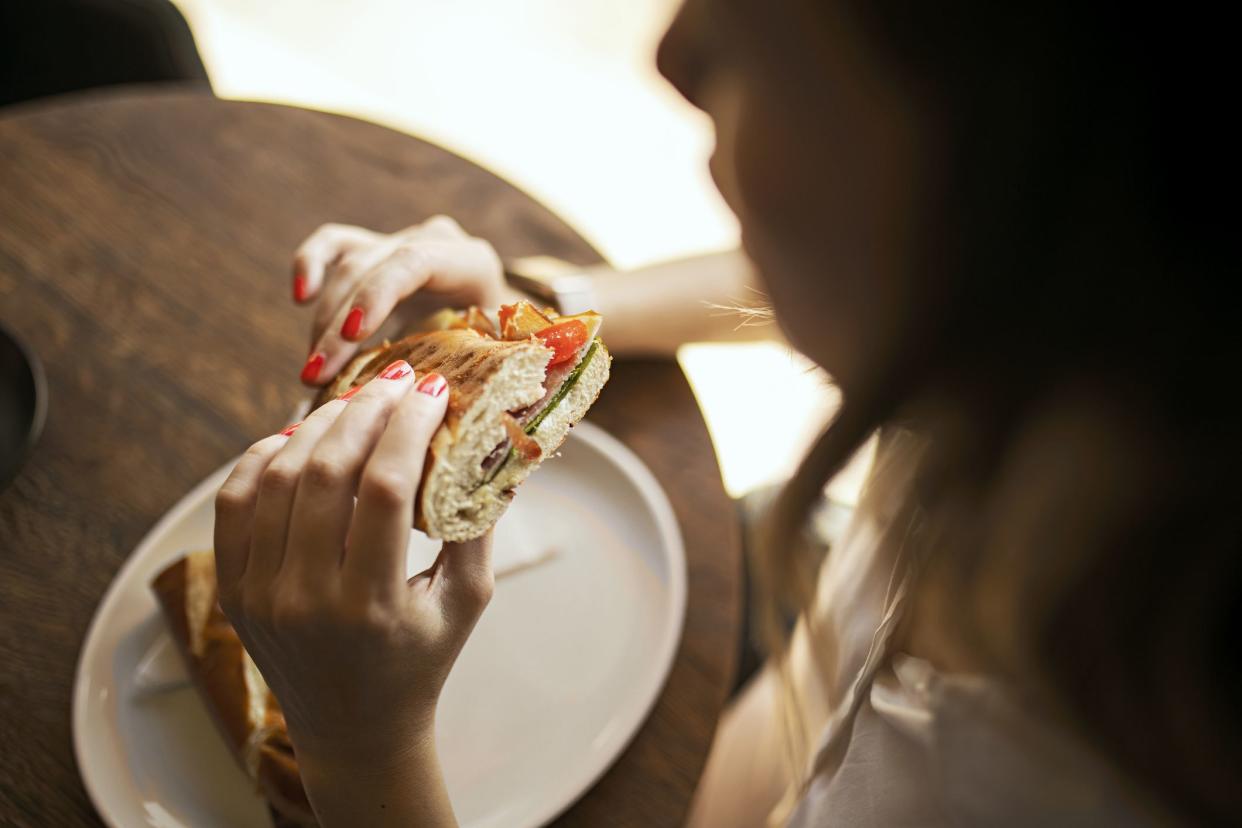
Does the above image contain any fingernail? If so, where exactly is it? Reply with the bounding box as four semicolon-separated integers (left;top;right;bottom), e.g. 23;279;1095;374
416;372;447;397
293;274;308;303
337;386;362;401
379;359;413;381
281;421;302;436
340;307;364;340
301;352;325;383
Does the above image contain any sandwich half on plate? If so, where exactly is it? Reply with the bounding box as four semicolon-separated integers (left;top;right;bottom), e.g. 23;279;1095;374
314;300;610;542
152;551;313;827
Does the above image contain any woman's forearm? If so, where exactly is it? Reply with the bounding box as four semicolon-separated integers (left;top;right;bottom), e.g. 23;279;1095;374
297;729;457;828
591;249;776;356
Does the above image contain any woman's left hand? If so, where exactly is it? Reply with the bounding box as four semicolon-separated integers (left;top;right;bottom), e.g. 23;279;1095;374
213;362;490;826
291;216;509;387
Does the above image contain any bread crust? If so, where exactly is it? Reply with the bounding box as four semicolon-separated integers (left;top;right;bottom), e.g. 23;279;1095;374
313;329;550;417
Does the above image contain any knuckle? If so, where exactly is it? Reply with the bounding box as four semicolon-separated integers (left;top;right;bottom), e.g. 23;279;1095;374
259;461;300;496
461;571;495;611
425;214;463;234
360;468;413;511
302;453;347;491
351;282;384;310
338;601;397;636
243;437;278;460
474;240;504;280
307;397;347;420
391;243;431;272
304;224;336;249
270;595;313;635
239;588;270;625
332;250;361;277
215;479;252;514
470;236;499;259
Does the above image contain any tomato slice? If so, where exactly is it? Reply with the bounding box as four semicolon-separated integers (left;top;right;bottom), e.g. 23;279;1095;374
498;303;516;333
536;319;589;366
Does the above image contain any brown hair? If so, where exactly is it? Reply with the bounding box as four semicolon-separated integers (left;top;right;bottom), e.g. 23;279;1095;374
754;2;1238;822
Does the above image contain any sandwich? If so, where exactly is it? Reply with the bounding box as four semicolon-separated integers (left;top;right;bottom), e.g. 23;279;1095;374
314;300;610;542
151;551;313;827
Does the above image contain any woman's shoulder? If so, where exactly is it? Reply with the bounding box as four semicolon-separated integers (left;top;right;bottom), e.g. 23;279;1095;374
788;654;1177;828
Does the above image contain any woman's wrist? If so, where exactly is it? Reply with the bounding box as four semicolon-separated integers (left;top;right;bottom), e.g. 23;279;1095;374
295;723;457;827
294;719;435;781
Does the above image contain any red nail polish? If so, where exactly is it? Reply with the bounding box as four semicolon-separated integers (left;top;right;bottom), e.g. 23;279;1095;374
301;352;325;383
378;359;413;381
293;274;308;303
337;386;362;401
416;372;447;397
341;307;364;340
281;421;302;436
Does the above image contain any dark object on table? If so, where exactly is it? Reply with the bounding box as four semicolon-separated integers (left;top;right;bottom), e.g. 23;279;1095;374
0;0;210;108
0;323;46;491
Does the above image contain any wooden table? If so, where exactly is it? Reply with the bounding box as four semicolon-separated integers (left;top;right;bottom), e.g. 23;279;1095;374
0;89;741;827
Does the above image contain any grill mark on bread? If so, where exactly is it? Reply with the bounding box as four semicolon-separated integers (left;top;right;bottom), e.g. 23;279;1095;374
315;330;551;412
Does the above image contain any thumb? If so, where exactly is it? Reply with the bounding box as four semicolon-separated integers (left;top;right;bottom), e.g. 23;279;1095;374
432;531;495;626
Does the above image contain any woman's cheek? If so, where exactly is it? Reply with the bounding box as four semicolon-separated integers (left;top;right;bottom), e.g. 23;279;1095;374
731;92;841;299
733;97;816;234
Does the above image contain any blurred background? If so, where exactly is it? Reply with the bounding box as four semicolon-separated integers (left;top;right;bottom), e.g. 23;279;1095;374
4;0;870;503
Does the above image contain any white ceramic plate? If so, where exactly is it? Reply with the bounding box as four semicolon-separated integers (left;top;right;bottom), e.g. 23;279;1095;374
73;421;686;828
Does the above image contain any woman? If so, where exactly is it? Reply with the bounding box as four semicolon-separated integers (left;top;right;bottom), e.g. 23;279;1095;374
214;1;1237;825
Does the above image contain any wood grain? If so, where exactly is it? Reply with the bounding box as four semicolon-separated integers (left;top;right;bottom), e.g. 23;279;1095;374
0;88;741;827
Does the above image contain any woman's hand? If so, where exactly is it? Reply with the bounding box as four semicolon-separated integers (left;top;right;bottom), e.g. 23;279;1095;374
291;216;508;386
214;361;489;826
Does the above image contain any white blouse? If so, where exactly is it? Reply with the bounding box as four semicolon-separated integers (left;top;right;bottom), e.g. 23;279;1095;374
780;488;1172;827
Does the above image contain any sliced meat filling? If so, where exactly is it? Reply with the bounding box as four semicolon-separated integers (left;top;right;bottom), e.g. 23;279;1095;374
477;338;600;482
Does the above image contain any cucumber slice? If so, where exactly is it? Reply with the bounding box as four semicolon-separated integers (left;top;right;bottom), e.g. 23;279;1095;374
524;339;600;435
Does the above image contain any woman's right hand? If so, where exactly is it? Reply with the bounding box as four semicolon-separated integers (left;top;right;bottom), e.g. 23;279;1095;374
215;363;485;826
291;216;508;387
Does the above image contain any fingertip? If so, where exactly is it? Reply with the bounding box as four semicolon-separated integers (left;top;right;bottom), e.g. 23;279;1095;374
396;373;449;422
293;276;308;306
382;371;449;444
340;306;366;341
415;372;448;399
376;359;415;382
300;351;326;385
291;254;320;304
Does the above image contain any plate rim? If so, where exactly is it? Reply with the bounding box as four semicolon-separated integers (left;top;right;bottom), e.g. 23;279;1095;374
72;420;688;828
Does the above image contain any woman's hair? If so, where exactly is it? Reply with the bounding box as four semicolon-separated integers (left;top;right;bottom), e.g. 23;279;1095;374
756;2;1238;822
